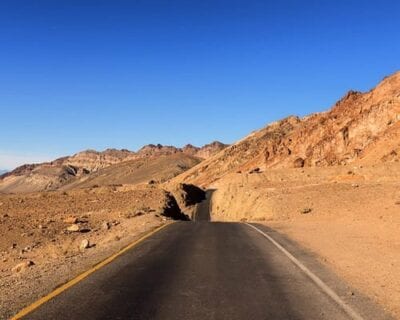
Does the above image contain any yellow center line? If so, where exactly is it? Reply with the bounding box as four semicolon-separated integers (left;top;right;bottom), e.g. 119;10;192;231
11;222;174;320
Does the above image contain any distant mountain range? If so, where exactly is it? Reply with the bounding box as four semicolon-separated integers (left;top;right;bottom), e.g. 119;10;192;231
0;141;228;193
0;170;8;176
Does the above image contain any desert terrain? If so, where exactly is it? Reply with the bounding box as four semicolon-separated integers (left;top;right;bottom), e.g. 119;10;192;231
207;163;400;317
2;71;400;318
171;71;400;318
0;143;218;318
0;182;208;318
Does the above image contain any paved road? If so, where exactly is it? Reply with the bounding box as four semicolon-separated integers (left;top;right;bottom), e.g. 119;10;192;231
19;221;390;320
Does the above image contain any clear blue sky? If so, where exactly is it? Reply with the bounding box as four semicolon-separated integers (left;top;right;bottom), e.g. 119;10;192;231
1;0;399;169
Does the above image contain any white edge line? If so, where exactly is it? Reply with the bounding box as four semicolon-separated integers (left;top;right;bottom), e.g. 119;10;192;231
245;223;364;320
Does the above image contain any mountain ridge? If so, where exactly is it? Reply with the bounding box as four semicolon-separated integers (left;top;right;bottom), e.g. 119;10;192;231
0;142;228;193
173;71;400;186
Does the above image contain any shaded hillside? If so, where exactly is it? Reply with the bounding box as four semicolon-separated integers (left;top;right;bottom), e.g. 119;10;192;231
0;165;81;194
175;71;400;186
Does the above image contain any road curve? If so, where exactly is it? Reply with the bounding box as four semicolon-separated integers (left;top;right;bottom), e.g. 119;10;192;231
18;222;390;320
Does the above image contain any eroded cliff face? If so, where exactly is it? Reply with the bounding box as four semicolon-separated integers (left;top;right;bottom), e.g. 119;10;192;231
175;71;400;186
65;149;136;172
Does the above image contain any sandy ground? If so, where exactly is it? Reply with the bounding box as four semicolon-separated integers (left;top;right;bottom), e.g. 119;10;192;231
0;185;173;319
209;163;400;318
2;162;400;318
267;218;400;318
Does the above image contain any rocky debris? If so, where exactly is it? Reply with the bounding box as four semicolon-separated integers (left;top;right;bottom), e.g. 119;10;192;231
249;168;261;174
66;224;80;232
20;246;33;254
102;222;110;230
293;157;305;168
348;291;356;296
11;260;34;273
63;216;78;224
79;239;90;251
301;208;313;214
21;232;34;237
133;211;144;217
0;185;175;317
123;210;147;219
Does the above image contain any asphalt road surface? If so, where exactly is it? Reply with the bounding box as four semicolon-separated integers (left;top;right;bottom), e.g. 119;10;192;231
19;220;391;320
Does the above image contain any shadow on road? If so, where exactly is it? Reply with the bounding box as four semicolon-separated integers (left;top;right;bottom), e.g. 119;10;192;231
193;189;215;221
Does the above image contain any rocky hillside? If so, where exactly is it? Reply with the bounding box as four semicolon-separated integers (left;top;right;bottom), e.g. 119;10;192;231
194;141;229;159
175;71;400;186
0;142;227;193
65;149;135;172
135;142;228;159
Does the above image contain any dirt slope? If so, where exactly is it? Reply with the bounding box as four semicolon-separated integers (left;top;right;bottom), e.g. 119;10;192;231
175;71;400;186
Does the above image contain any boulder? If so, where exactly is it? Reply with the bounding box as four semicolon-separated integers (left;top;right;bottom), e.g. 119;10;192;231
293;157;305;168
67;224;80;232
79;239;90;251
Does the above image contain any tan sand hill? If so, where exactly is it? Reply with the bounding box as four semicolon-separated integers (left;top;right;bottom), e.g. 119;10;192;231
175;71;400;186
0;142;227;193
